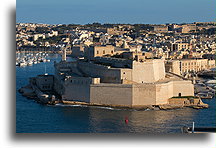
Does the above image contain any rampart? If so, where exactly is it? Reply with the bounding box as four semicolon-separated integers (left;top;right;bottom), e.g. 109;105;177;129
60;78;194;107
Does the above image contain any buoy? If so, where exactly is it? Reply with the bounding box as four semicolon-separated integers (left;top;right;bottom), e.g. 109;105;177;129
125;116;129;124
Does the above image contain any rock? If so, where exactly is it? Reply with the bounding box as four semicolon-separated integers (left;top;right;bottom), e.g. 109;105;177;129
159;104;183;110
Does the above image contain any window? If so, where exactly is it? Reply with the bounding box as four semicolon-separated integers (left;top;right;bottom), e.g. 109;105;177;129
103;50;105;54
96;51;99;54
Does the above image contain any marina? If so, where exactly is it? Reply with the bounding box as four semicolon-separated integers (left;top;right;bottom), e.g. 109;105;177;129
16;52;51;67
194;79;215;99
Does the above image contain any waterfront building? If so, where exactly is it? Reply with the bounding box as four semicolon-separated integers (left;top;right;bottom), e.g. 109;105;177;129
165;59;215;76
48;49;195;107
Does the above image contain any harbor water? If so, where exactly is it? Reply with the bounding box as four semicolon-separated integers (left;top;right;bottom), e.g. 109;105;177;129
16;54;216;133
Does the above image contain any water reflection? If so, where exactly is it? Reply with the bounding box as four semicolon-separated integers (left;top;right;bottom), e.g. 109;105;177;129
88;107;197;133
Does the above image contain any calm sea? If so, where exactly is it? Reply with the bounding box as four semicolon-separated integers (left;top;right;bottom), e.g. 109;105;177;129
16;54;216;133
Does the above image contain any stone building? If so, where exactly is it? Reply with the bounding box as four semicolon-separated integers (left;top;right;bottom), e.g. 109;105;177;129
165;59;215;75
52;54;194;107
71;44;85;57
107;27;126;35
33;74;54;91
173;43;190;51
165;60;181;75
84;45;115;60
122;51;153;61
153;25;168;33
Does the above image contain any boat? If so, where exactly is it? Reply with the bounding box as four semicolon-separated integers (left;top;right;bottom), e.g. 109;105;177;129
16;52;51;67
27;60;33;66
182;126;216;133
19;61;27;67
182;122;216;133
196;92;213;99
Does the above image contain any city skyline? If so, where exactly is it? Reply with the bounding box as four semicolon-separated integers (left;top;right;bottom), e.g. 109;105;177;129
16;0;215;25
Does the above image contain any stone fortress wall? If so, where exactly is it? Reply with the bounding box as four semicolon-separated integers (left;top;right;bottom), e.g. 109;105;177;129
132;59;165;83
26;71;195;107
88;80;194;107
77;58;166;84
61;77;92;103
51;54;195;107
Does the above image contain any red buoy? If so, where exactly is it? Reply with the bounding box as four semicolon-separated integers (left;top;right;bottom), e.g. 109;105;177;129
125;116;129;124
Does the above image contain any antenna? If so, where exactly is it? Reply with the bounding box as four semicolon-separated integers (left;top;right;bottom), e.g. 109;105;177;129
192;122;195;133
45;65;48;75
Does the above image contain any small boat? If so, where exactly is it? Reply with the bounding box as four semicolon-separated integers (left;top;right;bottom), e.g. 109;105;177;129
196;92;213;99
182;126;216;133
27;61;33;66
182;122;216;133
19;61;27;67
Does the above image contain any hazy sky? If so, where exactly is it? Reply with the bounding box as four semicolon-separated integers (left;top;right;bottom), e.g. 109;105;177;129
16;0;215;24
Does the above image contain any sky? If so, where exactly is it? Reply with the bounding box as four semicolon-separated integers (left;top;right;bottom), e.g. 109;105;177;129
16;0;215;24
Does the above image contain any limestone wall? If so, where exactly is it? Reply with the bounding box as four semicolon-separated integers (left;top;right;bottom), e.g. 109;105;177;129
35;75;54;91
155;82;173;105
77;59;166;84
132;59;165;83
172;80;194;97
90;84;132;106
132;61;154;83
53;76;64;96
120;69;132;81
78;61;122;83
153;59;166;81
165;60;181;75
62;77;92;102
85;45;115;60
169;98;201;106
132;84;156;106
58;78;194;107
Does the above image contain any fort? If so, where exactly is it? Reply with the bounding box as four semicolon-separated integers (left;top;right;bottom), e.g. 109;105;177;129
19;45;208;109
